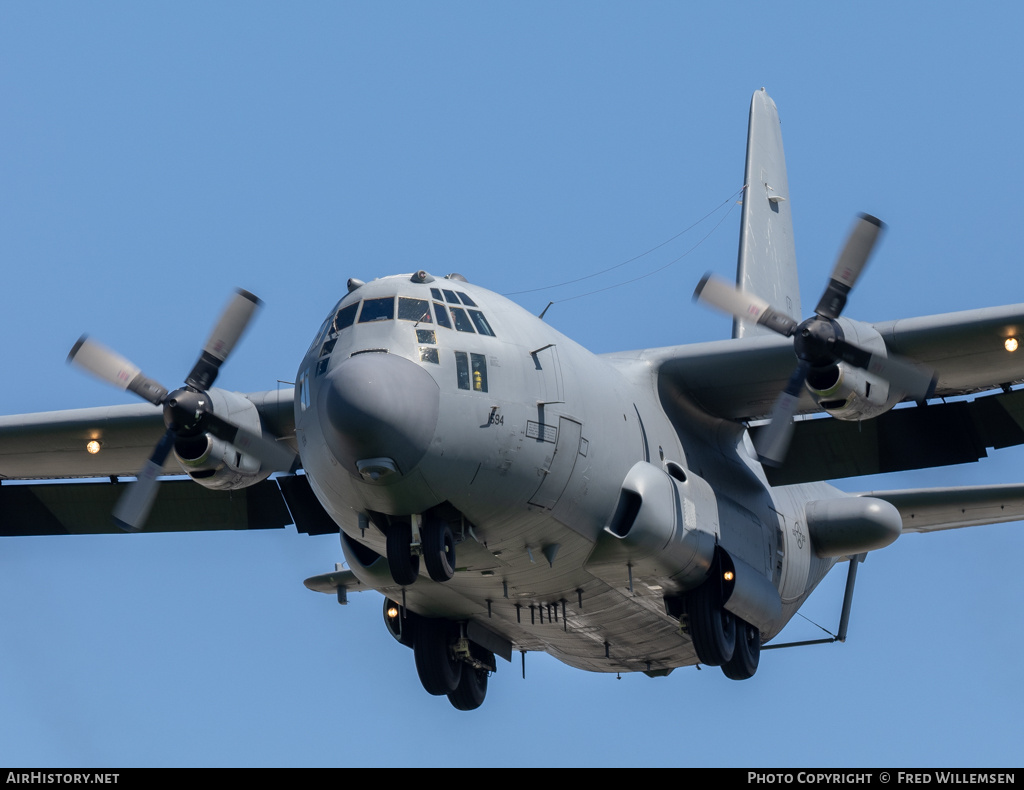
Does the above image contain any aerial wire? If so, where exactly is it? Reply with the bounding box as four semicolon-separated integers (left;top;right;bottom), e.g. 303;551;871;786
549;190;742;305
502;184;745;299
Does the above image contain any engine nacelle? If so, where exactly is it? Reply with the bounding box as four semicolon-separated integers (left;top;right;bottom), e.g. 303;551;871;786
805;318;901;421
172;388;273;491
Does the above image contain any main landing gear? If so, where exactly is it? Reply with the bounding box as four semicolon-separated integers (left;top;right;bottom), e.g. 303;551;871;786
674;574;762;680
384;599;495;711
385;511;458;585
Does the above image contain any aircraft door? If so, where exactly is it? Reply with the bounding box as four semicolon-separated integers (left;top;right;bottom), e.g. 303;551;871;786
528;416;582;509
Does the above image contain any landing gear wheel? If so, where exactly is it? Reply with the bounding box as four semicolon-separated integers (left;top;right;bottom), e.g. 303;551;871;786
448;648;492;711
722;620;760;680
422;519;456;583
414;619;462;696
386;521;419;586
686;579;736;666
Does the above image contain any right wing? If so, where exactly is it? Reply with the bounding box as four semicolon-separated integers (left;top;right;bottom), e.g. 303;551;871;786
0;388;340;537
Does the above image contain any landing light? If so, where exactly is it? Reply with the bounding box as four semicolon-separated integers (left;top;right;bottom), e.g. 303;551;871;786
386;605;400;620
86;440;101;455
723;570;735;582
1005;337;1019;353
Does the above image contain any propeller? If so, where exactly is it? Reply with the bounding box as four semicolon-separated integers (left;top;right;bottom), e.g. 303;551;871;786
694;213;937;467
68;289;296;531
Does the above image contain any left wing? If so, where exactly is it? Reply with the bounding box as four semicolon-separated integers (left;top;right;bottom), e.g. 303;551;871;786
861;484;1024;533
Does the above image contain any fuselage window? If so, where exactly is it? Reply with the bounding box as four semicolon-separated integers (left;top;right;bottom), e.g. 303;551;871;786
471;353;488;392
333;302;359;333
443;289;461;304
420;347;439;364
307;315;333;355
359;297;394;323
455;351;470;390
417;329;436;344
450;307;476;333
457;292;478;307
468;310;495;337
398;297;432;323
455;351;487;391
433;302;452;328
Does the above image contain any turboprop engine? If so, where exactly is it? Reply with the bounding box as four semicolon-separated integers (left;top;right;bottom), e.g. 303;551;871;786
804;317;901;422
171;388;273;491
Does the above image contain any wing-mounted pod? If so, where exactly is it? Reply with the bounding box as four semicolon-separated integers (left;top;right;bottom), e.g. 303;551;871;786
172;388;275;491
805;496;902;557
585;461;718;592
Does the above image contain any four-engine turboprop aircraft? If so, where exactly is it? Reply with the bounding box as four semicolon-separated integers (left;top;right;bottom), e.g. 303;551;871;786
3;89;1024;711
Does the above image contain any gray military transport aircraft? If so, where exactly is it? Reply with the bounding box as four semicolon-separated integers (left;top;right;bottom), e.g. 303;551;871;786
3;89;1024;711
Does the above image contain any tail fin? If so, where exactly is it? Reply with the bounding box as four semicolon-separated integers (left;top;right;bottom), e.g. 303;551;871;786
733;89;801;339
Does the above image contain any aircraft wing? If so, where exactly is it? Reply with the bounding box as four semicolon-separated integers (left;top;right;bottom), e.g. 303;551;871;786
0;388;341;538
623;303;1024;483
859;484;1024;533
0;389;295;480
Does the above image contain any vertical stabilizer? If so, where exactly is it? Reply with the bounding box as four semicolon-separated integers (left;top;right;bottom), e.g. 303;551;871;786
733;89;800;339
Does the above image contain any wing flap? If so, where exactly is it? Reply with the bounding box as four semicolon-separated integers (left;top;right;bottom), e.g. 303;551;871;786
0;478;292;536
759;387;1024;485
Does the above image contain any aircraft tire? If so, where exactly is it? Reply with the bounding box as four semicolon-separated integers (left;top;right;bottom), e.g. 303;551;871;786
722;620;760;680
687;580;736;667
422;520;456;583
414;619;462;696
386;521;419;586
448;651;490;711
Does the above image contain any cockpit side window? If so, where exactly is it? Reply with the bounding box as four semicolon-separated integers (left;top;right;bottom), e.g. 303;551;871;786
433;302;452;328
333;303;359;333
450;307;476;333
457;292;478;307
443;289;461;304
468;310;495;337
359;297;395;322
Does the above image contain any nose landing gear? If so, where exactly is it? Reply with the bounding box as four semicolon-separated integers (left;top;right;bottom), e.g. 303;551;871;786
385;510;459;585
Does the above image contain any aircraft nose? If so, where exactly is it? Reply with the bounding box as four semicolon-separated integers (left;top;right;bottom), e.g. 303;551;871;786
318;352;440;481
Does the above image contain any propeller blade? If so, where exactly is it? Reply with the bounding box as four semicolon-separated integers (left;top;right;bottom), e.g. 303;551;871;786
755;359;811;466
814;213;885;320
203;412;297;472
186;289;262;390
112;430;176;531
831;339;937;401
67;336;169;406
694;274;798;336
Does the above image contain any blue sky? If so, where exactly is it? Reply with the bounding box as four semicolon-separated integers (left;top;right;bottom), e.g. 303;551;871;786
1;2;1022;767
